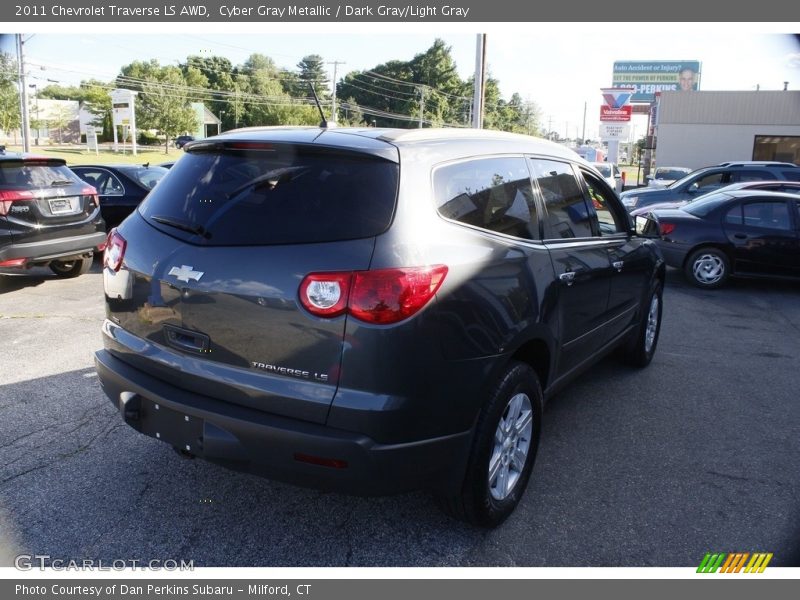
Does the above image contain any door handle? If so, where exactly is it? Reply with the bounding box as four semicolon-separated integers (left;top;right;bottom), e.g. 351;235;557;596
612;261;624;272
559;271;576;286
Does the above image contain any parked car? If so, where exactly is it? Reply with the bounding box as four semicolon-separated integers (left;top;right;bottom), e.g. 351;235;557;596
95;127;665;527
630;180;800;217
646;166;692;188
71;164;168;228
174;135;194;149
637;189;800;288
590;161;623;193
620;161;800;212
0;148;105;278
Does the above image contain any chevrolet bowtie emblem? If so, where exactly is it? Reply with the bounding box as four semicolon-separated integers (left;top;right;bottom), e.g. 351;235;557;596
168;265;204;283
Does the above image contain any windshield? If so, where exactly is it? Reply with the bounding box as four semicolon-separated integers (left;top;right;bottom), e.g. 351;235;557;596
683;192;733;217
669;168;706;189
139;145;399;246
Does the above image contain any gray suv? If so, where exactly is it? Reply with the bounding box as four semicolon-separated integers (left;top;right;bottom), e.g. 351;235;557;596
620;161;800;211
95;127;665;526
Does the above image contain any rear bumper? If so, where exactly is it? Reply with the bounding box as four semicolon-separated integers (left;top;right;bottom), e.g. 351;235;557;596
0;232;106;263
655;241;690;270
94;349;471;496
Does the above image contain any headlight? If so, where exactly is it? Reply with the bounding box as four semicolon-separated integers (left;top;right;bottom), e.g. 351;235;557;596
622;196;638;208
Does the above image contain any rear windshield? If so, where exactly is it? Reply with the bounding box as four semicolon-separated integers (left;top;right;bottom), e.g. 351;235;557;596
139;145;399;246
683;192;733;217
0;161;82;190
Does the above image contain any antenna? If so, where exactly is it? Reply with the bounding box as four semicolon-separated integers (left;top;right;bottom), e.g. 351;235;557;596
308;83;328;128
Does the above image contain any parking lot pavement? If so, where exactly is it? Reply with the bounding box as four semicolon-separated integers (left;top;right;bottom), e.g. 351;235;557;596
1;264;798;567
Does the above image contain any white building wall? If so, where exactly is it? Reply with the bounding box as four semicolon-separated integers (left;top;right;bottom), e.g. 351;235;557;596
654;91;800;170
655;124;800;170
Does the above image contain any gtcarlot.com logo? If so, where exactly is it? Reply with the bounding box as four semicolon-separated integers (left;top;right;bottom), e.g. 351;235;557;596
14;554;194;571
697;552;773;573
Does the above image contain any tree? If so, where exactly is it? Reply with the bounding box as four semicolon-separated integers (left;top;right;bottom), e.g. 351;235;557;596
0;52;20;138
48;104;74;143
139;70;197;153
296;55;328;98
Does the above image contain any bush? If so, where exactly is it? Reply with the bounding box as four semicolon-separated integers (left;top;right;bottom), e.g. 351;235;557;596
137;131;162;146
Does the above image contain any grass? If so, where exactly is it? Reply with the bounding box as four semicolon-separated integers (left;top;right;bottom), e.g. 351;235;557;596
3;144;185;166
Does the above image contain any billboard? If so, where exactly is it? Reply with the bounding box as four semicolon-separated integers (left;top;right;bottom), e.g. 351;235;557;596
612;61;701;103
600;87;634;122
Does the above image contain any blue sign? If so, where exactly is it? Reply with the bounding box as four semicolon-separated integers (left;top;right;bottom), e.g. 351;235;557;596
612;60;702;103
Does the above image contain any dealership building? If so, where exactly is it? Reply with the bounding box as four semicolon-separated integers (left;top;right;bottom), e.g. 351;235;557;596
653;90;800;170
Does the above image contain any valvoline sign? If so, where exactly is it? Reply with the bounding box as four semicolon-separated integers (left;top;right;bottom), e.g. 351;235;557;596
600;87;634;122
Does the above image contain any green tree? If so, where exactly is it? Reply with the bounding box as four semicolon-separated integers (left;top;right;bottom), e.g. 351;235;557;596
0;52;21;137
296;54;328;98
48;104;74;144
139;70;197;153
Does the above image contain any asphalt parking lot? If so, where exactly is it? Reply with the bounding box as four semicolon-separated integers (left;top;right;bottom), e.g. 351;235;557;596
1;260;798;567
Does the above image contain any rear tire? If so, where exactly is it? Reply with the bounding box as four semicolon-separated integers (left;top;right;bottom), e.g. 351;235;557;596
684;247;729;289
437;361;542;527
620;281;663;368
50;257;92;278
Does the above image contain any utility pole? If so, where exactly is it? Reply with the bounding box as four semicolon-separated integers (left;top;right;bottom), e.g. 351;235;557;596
327;60;345;123
471;34;486;129
581;101;587;143
17;34;31;153
418;86;425;128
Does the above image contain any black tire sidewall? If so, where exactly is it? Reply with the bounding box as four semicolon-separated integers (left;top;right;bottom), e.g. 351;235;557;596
465;362;543;527
50;258;90;278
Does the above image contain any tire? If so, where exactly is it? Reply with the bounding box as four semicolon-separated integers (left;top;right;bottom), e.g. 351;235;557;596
50;257;92;278
437;361;543;527
684;247;730;289
620;281;663;368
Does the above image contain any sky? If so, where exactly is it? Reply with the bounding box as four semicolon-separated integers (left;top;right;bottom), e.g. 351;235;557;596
2;24;799;140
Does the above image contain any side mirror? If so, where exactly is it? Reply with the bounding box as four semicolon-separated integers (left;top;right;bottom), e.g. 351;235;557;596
634;214;659;238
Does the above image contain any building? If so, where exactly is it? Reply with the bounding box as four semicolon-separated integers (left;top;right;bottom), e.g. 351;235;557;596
654;90;800;169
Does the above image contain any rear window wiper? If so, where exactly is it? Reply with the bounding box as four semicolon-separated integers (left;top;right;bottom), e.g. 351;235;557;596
225;166;308;199
151;215;211;239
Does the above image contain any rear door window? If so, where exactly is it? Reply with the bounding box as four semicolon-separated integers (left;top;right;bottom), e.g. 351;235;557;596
433;156;540;240
138;145;399;246
73;168;124;196
529;158;593;239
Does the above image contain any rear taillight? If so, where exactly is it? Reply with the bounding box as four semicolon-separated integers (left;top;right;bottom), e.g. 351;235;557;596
80;185;99;209
299;265;448;325
0;189;35;216
658;222;676;237
104;228;127;272
0;258;26;268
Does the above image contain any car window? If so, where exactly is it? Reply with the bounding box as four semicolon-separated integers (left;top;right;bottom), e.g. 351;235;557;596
781;170;800;182
530;158;593;239
593;164;611;177
742;201;792;231
732;170;777;183
580;170;626;236
125;166;168;190
74;168;124;196
434;156;540;240
0;161;81;189
139;145;398;246
692;172;727;191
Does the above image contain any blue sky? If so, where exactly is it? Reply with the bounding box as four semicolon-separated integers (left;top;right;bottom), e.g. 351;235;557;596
3;26;799;139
